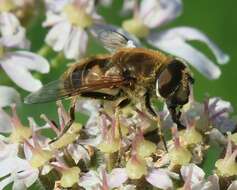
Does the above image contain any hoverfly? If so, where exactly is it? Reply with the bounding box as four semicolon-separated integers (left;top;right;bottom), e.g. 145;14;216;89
25;24;194;133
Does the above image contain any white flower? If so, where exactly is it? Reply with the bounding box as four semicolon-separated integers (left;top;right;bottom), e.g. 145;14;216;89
0;86;20;133
43;0;102;60
79;166;128;189
0;12;50;92
122;0;229;79
0;139;38;190
145;168;176;189
208;97;236;132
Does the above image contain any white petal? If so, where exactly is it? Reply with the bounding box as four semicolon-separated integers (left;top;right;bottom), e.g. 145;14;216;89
15;169;39;188
0;175;14;190
181;164;205;186
0;108;13;133
145;169;173;189
121;0;136;15
0;142;18;160
148;31;222;79
64;27;88;59
0;52;49;92
207;175;220;190
0;12;29;49
42;11;65;27
0;86;20;107
140;0;182;28
45;0;69;12
67;144;90;164
227;181;237;190
148;26;229;63
168;27;229;64
80;170;101;188
108;168;128;188
12;180;27;190
45;21;71;52
209;97;233;115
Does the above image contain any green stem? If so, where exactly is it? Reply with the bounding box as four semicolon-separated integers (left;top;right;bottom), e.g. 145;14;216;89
37;45;51;57
51;53;64;68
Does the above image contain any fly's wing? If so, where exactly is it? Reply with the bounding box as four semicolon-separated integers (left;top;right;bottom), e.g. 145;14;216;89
24;76;126;104
89;23;141;52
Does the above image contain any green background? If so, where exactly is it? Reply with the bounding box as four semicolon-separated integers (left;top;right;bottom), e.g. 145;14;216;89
0;0;236;188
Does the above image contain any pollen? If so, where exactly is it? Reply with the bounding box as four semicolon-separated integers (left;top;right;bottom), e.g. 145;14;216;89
63;4;93;28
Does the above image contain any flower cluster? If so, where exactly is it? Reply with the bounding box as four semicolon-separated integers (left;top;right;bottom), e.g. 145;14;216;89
1;95;237;189
0;0;235;190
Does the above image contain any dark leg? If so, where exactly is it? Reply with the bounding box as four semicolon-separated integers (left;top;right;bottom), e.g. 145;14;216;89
50;97;77;144
145;92;157;117
80;91;121;101
166;100;185;129
144;92;168;151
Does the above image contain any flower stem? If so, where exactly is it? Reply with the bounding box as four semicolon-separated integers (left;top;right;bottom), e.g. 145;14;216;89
51;53;64;68
37;45;51;57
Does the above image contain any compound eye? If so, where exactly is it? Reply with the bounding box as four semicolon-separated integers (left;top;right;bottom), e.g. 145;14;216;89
157;59;186;98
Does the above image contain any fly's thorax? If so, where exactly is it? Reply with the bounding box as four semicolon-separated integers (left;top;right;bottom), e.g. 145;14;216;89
112;48;170;81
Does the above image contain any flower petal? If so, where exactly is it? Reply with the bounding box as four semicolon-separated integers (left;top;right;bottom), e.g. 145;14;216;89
64;27;88;59
0;86;20;108
145;169;173;189
148;30;224;79
42;11;65;27
45;21;71;52
0;175;14;190
207;174;220;190
107;168;128;188
181;164;205;186
0;108;13;133
227;180;237;190
140;0;182;28
67;144;90;164
0;12;29;49
0;51;49;92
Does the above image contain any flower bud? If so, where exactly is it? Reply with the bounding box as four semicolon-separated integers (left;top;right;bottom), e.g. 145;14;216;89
98;138;120;154
179;128;203;146
126;157;147;179
122;18;149;38
215;157;237;177
137;139;156;158
50;123;82;150
60;167;80;188
169;147;192;166
30;149;53;168
9;125;32;143
215;141;237;177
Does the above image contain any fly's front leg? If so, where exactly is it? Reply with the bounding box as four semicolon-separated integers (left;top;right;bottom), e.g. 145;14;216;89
166;100;185;129
143;92;168;151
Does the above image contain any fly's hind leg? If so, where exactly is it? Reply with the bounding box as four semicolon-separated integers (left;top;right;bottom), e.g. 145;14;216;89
49;97;78;144
144;92;168;151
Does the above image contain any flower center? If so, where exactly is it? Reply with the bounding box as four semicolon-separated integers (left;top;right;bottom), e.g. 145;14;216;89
0;0;16;12
122;18;150;38
63;4;93;28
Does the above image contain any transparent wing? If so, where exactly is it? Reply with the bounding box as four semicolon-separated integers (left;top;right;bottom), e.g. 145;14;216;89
24;76;126;104
89;23;140;52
